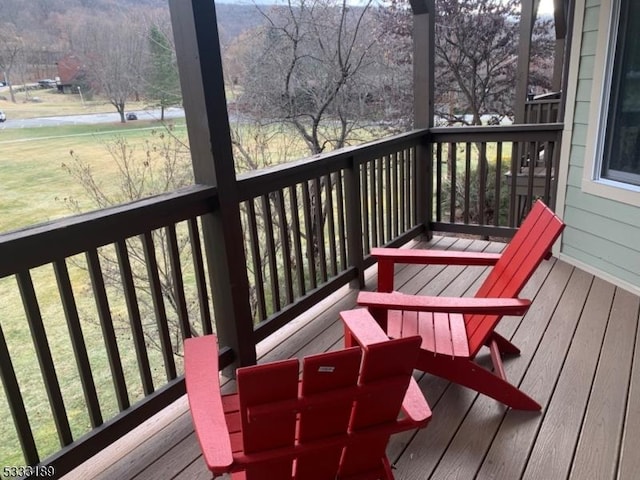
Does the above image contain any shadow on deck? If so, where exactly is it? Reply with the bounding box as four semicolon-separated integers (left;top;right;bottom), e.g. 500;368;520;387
62;235;640;480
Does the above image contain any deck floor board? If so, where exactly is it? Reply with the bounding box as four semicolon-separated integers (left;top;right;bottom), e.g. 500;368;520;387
60;236;640;480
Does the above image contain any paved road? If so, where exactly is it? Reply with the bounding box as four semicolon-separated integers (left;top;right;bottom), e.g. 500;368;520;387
0;107;185;129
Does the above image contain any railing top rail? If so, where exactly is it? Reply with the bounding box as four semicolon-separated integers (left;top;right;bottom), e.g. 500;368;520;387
0;185;218;279
525;99;562;105
429;123;563;142
236;129;428;201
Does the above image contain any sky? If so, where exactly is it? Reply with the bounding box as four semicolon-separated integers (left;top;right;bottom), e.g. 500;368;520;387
538;0;554;15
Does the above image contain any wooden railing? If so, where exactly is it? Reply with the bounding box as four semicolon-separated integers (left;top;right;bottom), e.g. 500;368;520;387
524;97;561;124
0;131;427;477
431;123;563;237
236;130;425;342
0;186;229;475
0;124;563;476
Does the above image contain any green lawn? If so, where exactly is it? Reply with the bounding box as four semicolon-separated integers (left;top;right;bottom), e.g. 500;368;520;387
0;120;187;233
0;120;192;470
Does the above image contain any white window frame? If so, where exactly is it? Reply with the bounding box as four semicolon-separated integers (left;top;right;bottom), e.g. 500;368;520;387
582;0;640;206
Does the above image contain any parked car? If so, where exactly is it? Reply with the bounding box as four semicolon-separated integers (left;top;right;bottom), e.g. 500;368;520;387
0;111;6;122
126;113;138;121
38;79;57;88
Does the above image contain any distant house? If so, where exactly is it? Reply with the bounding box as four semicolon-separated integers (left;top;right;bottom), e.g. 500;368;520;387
56;54;89;94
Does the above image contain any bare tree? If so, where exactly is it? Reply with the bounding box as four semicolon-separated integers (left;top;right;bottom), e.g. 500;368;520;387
434;0;521;125
0;24;23;103
60;128;201;354
74;15;147;122
237;0;393;156
378;0;556;126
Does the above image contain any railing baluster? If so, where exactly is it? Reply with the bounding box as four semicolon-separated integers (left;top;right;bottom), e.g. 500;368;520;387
377;157;385;245
0;322;39;464
314;177;328;283
276;189;294;305
246;200;267;321
360;160;370;254
261;194;280;313
86;249;129;411
509;141;519;227
140;231;177;380
410;146;417;226
387;152;400;240
435;143;442;223
494;142;503;226
385;154;393;243
53;259;103;428
526;140;537;217
544;140;554;205
334;171;347;272
187;218;213;335
400;149;407;229
369;159;378;248
288;185;306;297
478;142;487;226
464;143;471;224
17;270;74;447
165;225;192;339
324;174;338;277
550;132;562;210
449;143;457;223
301;181;317;290
115;239;154;396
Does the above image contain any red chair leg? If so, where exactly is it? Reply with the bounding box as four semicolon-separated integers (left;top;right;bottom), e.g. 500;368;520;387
489;332;520;355
416;354;541;411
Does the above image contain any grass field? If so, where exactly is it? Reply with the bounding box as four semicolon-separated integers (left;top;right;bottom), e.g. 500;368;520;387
0;95;194;470
1;120;188;233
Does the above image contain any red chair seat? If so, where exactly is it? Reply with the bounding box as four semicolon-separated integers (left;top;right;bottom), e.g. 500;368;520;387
387;309;470;358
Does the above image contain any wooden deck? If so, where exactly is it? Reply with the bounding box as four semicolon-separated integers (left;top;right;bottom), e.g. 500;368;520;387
61;235;640;480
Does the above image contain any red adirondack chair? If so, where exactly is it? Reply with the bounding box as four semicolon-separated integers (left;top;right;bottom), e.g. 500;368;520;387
184;308;431;479
357;200;565;410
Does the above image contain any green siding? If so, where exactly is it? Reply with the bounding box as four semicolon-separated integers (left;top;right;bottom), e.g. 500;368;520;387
583;7;601;31
567;165;584;188
572;122;589;145
578;55;595;79
569;145;586;167
576;79;594;102
562;0;640;290
574;101;591;121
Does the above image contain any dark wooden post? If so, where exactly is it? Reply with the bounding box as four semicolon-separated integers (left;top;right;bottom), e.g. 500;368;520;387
411;0;435;238
514;0;540;124
552;0;568;92
169;0;256;367
345;156;365;288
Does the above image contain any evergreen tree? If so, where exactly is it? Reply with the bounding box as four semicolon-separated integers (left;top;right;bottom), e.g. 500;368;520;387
147;24;181;121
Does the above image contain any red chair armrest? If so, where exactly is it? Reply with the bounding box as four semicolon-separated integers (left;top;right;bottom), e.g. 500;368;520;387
401;378;431;426
358;291;531;316
340;308;390;346
184;336;234;473
371;247;502;266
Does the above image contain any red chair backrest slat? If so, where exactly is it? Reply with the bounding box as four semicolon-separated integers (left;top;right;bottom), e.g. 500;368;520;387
234;335;421;479
465;201;565;355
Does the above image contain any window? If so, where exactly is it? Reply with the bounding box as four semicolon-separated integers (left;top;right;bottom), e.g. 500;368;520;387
601;0;640;186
